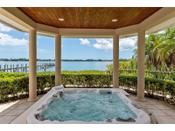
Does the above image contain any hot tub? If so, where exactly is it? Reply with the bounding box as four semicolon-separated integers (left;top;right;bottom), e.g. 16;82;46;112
27;86;150;124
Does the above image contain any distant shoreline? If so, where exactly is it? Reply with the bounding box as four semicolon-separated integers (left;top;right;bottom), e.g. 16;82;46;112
0;59;130;62
0;59;129;62
0;60;113;62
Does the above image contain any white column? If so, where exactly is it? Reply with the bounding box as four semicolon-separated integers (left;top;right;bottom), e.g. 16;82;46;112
55;34;61;86
28;29;37;101
113;34;119;88
137;29;145;101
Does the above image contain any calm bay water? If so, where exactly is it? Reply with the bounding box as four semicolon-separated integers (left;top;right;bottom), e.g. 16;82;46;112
0;61;112;71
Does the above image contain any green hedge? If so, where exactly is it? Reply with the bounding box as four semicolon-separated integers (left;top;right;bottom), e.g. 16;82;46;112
0;71;175;103
119;75;175;98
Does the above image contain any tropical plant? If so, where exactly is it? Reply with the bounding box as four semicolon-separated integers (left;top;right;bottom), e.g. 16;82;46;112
145;27;175;69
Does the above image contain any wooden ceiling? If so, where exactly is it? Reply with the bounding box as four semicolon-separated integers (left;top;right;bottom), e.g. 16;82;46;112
19;7;161;29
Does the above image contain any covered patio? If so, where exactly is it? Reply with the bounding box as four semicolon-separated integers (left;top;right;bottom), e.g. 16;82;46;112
0;7;175;123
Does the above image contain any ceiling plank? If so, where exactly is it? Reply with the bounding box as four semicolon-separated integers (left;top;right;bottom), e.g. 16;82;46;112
19;7;161;29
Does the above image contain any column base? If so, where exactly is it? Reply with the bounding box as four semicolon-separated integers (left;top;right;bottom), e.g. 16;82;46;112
113;86;119;88
136;97;145;102
55;81;61;87
28;97;38;102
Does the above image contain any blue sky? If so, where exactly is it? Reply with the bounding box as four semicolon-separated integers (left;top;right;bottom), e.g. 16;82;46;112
0;23;137;59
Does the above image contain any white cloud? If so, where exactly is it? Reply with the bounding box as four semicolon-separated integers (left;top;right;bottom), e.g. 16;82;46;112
0;33;28;46
79;38;90;45
119;37;137;51
93;39;113;50
92;37;137;51
0;23;13;32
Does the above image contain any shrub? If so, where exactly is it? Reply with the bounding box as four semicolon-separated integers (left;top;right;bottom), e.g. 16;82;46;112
0;71;175;103
62;73;112;87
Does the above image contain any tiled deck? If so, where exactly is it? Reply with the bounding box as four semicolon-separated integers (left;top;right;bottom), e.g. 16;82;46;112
0;94;175;124
0;98;39;124
129;95;175;124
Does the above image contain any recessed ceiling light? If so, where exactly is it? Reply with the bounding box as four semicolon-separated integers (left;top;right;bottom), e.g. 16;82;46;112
112;19;118;22
58;18;64;21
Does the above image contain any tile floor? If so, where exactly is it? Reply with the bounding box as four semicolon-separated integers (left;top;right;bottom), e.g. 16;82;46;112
129;95;175;124
0;99;37;124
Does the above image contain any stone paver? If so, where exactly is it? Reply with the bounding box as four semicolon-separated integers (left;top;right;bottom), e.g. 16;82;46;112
129;95;175;124
0;109;11;116
0;116;17;124
163;109;175;116
0;93;175;124
5;109;25;116
0;101;19;112
155;116;175;124
0;98;36;124
147;109;167;116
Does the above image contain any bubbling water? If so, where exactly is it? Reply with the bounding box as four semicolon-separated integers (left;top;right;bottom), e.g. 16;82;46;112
41;91;137;122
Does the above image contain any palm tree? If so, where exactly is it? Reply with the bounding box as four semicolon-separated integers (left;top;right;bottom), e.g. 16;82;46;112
151;28;175;68
156;28;175;67
134;27;175;69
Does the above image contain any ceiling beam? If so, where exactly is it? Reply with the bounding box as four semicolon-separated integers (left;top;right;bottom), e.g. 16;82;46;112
36;24;115;37
59;28;115;38
146;15;175;33
140;7;175;33
36;23;59;37
0;7;35;32
115;24;139;37
115;8;175;36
